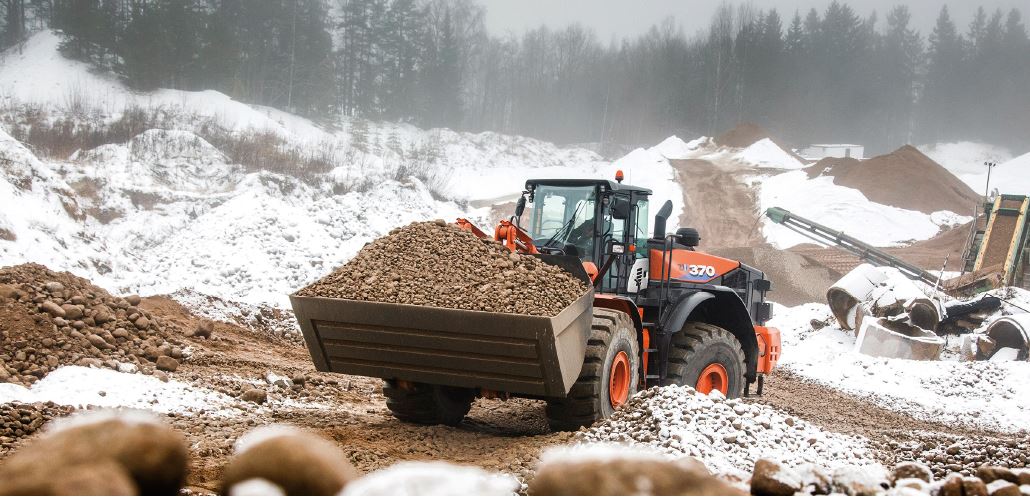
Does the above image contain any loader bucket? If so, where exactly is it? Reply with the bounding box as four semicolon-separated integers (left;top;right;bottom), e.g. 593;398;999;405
289;290;594;398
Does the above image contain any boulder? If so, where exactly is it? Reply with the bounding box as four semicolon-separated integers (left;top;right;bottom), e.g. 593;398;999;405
241;389;267;404
986;479;1020;496
155;356;179;372
221;427;359;496
751;458;802;495
894;461;934;484
528;448;743;496
0;412;188;495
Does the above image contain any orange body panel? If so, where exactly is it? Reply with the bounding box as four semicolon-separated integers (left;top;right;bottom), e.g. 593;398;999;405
754;326;781;374
648;248;741;284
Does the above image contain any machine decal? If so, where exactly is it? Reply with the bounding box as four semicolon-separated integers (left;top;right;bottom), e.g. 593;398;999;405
649;249;740;284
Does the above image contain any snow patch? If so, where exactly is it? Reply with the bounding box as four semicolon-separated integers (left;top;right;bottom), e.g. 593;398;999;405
0;366;242;416
734;138;805;169
769;301;1030;432
340;462;520;496
756;170;970;248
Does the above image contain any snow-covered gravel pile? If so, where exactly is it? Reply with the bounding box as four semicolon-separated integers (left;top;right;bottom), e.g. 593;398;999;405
770;300;1030;433
579;385;879;477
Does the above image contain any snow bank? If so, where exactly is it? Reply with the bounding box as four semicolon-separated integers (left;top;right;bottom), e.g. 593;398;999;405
0;366;241;416
756;170;969;248
920;142;1013;191
580;385;879;477
988;151;1030;196
652;135;709;159
769;302;1030;433
734;138;805;170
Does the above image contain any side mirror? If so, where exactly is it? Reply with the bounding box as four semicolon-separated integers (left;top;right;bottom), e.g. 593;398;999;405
611;198;631;220
653;200;673;239
515;196;526;218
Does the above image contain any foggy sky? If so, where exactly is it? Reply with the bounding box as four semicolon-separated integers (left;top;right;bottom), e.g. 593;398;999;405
479;1;1027;40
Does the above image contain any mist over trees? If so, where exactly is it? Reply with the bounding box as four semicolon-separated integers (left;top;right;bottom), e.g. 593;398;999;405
1;0;1027;154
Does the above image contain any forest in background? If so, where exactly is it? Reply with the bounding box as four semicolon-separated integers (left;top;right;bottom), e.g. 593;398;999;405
0;0;1027;155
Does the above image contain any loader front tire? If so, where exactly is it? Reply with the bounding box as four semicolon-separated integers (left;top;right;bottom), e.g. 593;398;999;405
662;322;746;398
382;381;476;426
545;308;639;432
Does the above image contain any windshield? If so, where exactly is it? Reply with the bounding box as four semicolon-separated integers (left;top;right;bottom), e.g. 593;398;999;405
528;185;598;258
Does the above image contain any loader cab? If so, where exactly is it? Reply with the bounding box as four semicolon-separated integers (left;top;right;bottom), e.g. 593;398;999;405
521;179;652;293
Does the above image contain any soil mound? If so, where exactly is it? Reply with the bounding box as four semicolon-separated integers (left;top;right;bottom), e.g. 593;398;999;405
708;246;842;306
715;123;804;163
296;221;587;316
0;263;187;385
804;146;980;215
716;122;772;149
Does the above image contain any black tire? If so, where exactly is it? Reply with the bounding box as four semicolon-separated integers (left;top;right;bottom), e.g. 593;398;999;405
662;322;746;398
545;308;639;432
382;381;476;426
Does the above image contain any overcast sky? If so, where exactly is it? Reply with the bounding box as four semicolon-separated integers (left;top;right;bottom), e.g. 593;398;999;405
479;1;1027;40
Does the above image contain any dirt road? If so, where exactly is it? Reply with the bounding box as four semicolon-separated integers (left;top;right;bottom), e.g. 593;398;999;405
4;294;1024;492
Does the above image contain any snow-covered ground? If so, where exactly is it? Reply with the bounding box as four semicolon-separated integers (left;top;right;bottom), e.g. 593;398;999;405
769;301;1030;433
0;30;998;312
921;142;1014;193
754;170;972;249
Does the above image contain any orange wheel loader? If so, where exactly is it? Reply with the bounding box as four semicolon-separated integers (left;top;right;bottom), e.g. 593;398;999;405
291;174;781;431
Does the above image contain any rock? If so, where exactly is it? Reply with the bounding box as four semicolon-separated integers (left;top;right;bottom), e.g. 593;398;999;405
117;362;138;374
292;374;307;386
134;317;150;330
797;463;833;495
528;448;743;495
0;412;188;495
241;389;267;404
86;334;111;350
962;476;989;496
41;301;65;318
126;295;141;306
894;461;933;484
93;308;113;324
221;427;359;495
193;319;214;338
940;473;964;496
892;478;931;495
0;461;138;495
751;458;802;495
155;356;179;372
61;304;84;320
978;466;1018;484
1016;469;1030;486
986;479;1020;496
0;284;18;299
111;328;129;339
44;282;65;293
832;465;890;496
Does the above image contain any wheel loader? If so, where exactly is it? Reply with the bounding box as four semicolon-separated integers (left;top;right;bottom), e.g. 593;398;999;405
291;173;781;431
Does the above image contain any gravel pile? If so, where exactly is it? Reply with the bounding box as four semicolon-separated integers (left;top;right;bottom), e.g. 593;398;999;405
752;458;1030;496
887;430;1030;479
578;385;879;476
296;221;588;316
0;402;72;454
0;264;187;385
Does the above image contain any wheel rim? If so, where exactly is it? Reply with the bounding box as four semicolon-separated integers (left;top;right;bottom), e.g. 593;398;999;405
608;351;631;407
696;363;729;395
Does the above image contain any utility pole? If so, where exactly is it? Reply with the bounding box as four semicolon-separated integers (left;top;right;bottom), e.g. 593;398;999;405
983;161;997;200
287;0;298;112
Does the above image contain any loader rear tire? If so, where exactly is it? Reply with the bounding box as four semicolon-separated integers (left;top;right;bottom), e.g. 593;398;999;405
663;322;746;398
545;308;639;432
382;381;476;426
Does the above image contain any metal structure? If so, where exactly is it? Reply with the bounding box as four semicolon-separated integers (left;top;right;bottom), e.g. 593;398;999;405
764;207;939;286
